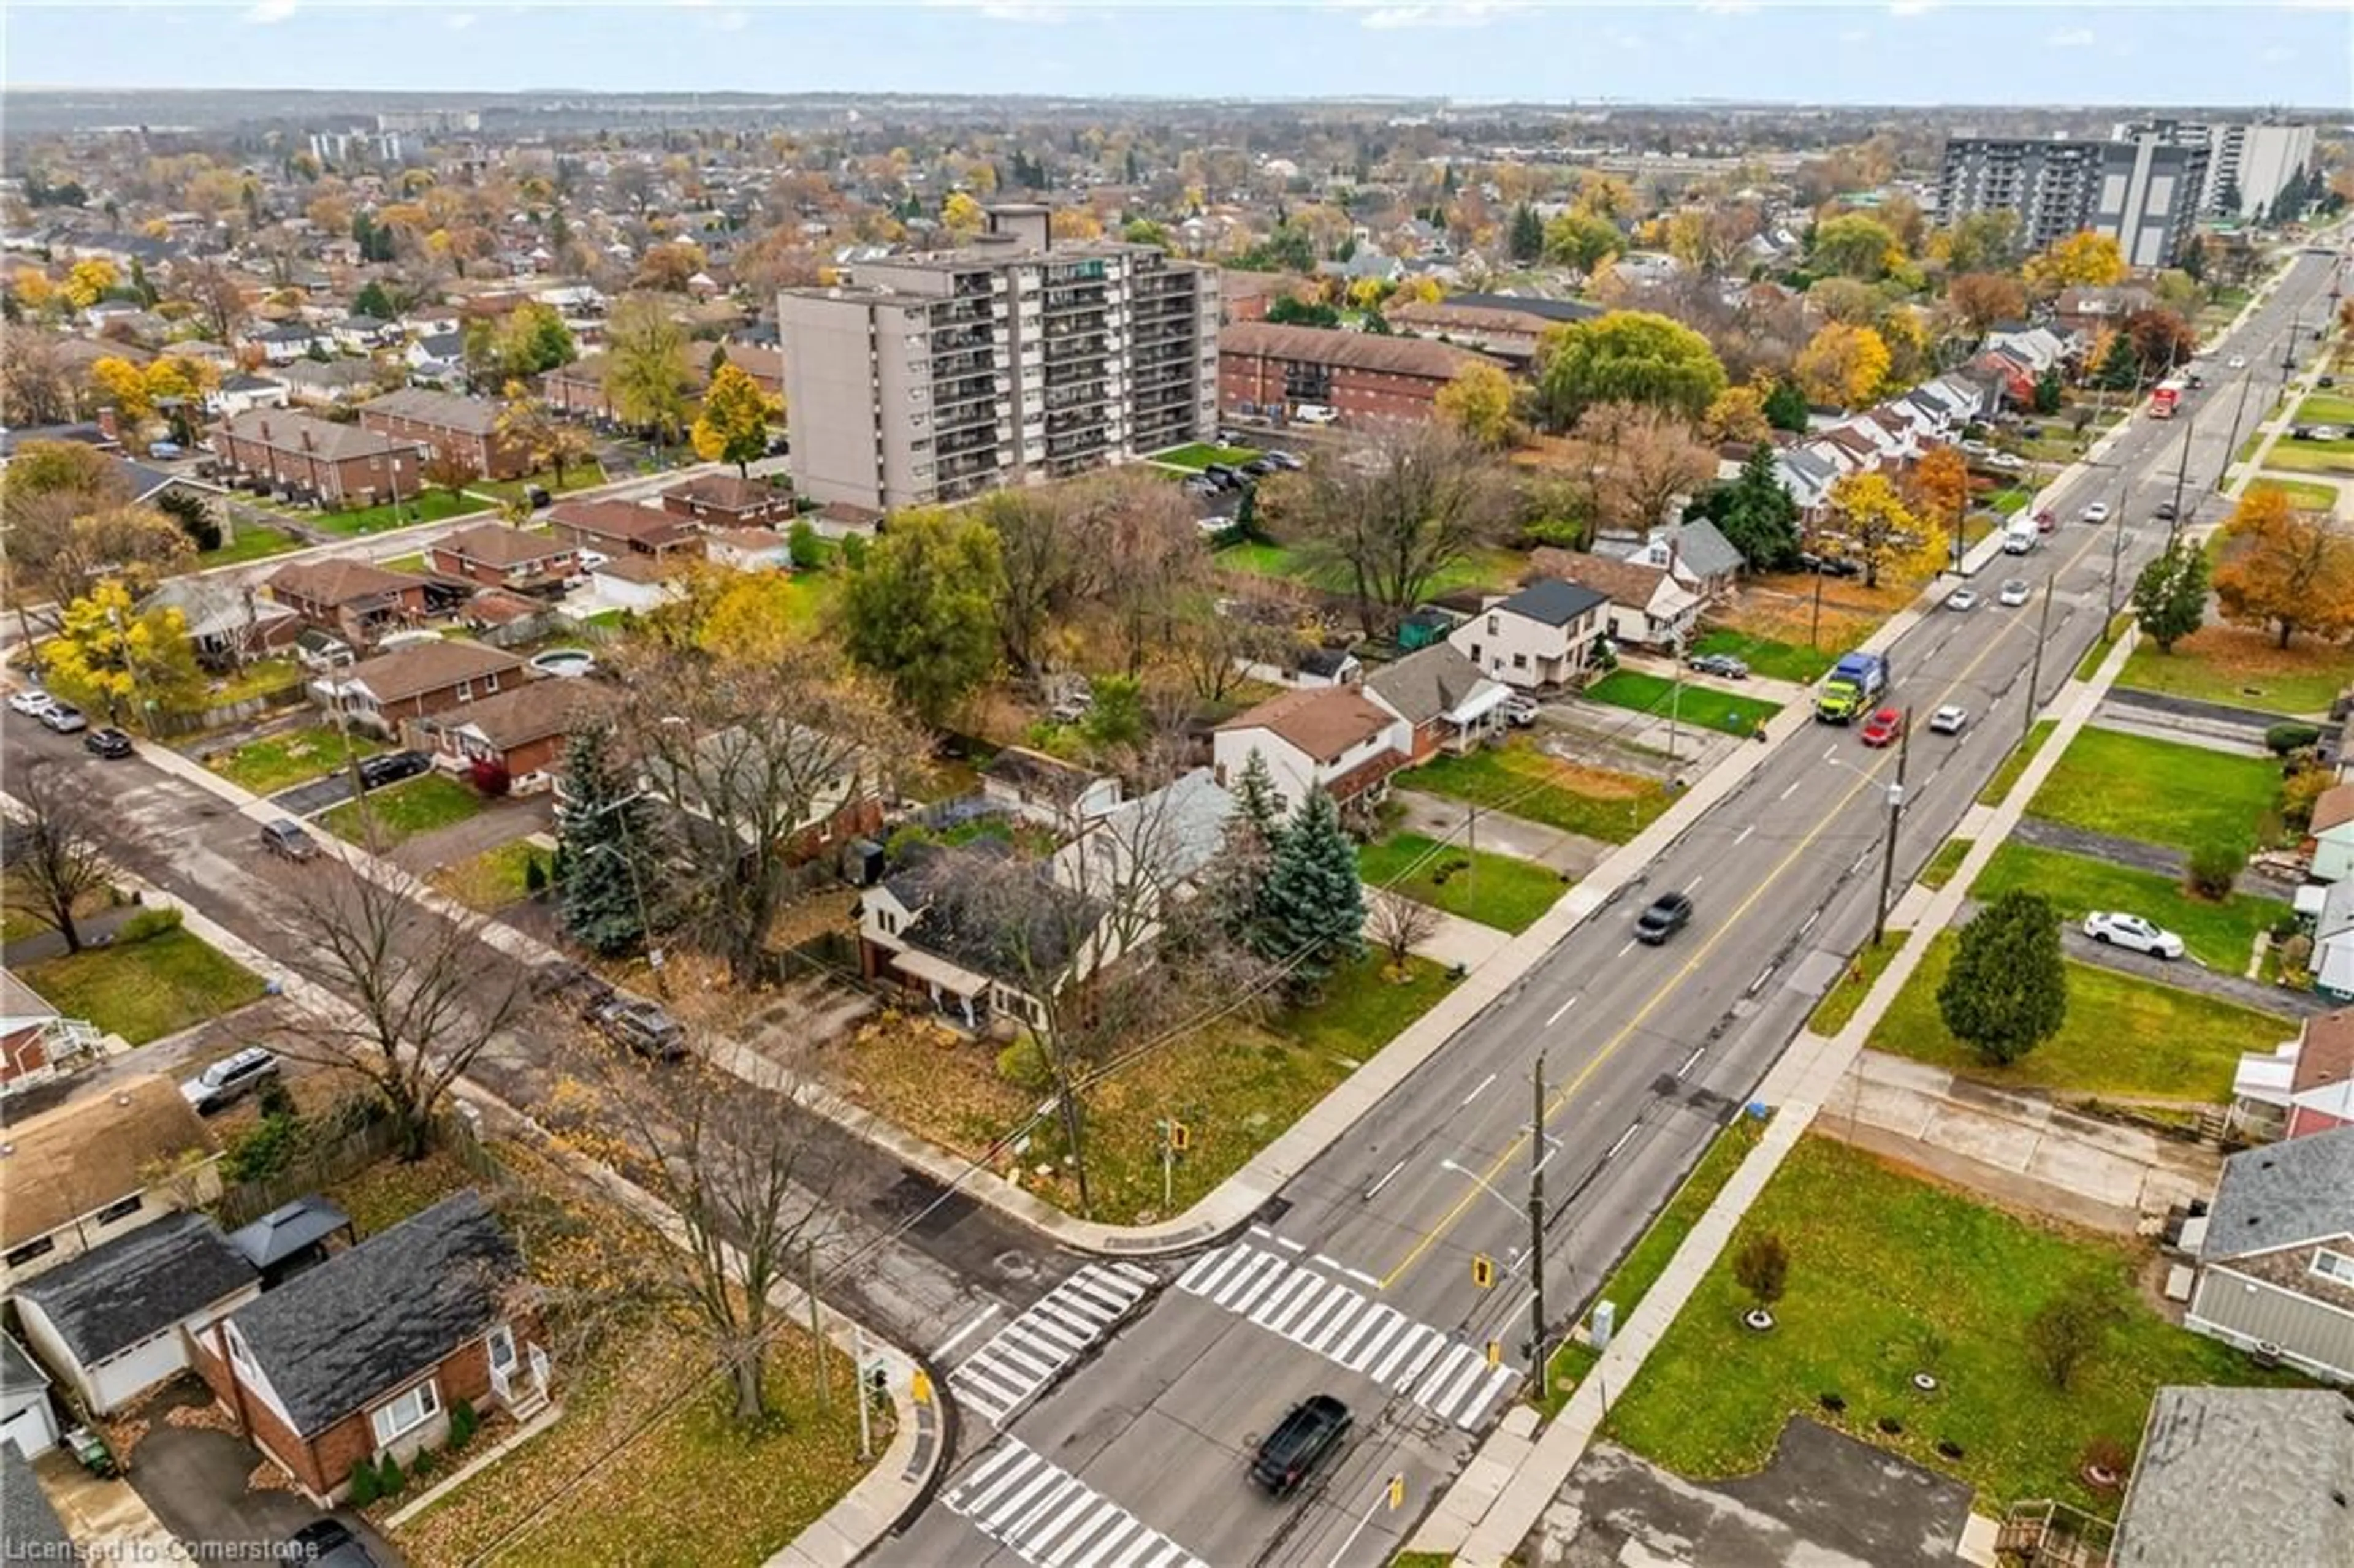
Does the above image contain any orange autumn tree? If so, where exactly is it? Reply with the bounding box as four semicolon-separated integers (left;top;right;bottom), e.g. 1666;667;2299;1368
1819;471;1940;590
1904;444;1973;541
2213;484;2354;649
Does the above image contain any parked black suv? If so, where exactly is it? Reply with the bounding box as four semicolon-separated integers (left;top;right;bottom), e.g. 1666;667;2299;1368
83;726;134;759
1250;1395;1351;1498
357;750;432;790
1633;891;1694;945
261;818;322;861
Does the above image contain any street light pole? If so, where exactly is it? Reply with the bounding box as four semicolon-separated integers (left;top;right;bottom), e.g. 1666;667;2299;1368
1872;711;1910;949
1528;1050;1548;1370
2216;353;2261;491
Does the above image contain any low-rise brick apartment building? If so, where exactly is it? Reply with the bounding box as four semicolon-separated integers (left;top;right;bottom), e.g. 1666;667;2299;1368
1216;322;1501;424
214;409;421;507
358;389;533;482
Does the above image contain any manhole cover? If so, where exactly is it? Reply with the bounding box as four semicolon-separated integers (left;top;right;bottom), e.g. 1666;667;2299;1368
994;1251;1038;1282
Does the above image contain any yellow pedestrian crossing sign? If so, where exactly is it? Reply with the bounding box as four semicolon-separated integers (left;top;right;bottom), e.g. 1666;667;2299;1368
1387;1474;1406;1511
1472;1254;1496;1289
911;1368;932;1406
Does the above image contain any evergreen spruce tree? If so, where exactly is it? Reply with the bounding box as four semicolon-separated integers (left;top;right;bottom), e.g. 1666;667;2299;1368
2133;534;2209;653
1508;202;1545;263
1762;377;1811;432
1691;443;1802;570
1937;889;2067;1067
1255;788;1367;997
555;721;658;956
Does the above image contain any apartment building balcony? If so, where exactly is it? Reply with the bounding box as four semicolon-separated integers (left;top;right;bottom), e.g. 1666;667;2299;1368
933;348;991;378
938;427;999;460
952;273;994;299
1043;335;1110;366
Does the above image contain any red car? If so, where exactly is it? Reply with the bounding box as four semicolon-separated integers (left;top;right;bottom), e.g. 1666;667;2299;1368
1859;707;1903;747
2033;508;2057;533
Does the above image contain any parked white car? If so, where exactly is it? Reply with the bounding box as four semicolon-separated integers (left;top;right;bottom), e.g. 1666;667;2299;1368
2227;354;2248;370
7;688;56;718
2082;911;2185;959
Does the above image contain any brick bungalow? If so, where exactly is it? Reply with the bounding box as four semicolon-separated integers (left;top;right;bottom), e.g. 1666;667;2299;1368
660;473;794;530
417;679;615;788
1217;322;1502;424
359;388;533;482
265;558;438;645
318;640;527;737
0;971;63;1094
547;499;701;559
428;523;579;592
215;409;421;508
191;1190;550;1506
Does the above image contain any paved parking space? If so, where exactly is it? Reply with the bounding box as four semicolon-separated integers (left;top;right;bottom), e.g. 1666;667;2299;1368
126;1383;401;1562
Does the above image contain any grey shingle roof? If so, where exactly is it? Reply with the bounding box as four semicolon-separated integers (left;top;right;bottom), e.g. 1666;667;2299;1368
1670;519;1743;580
2111;1387;2354;1568
1495;577;1607;628
0;1448;75;1561
1365;644;1498;726
1;1334;51;1406
15;1212;256;1366
225;1197;351;1272
227;1189;519;1437
2201;1125;2354;1260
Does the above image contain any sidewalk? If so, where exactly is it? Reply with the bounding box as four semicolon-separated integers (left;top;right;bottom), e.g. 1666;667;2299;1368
1415;281;2347;1562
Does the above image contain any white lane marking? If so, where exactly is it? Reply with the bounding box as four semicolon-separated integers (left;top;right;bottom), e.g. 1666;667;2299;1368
1272;1234;1306;1253
1685;872;1705;891
1344;1266;1381;1289
1781;778;1803;801
935;1304;1003;1363
1363;1157;1409;1201
1545;994;1579;1026
1677;1046;1705;1079
1617;940;1636;957
1734;824;1753;845
1461;1071;1498;1106
1604;1122;1640;1160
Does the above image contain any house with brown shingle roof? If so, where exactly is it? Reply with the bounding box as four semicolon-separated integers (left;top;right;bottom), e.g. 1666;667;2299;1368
2308;782;2354;883
1217;321;1501;425
1530;548;1705;652
316;639;527;736
1;1074;223;1289
547;498;701;559
359;388;533;481
417;677;614;787
1212;686;1411;814
661;473;795;530
428;522;579;591
265;557;438;645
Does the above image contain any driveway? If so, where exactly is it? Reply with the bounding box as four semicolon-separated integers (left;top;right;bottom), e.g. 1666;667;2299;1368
270;772;365;820
388;795;554;878
1389;788;1608;878
1528;1421;1975;1568
126;1382;402;1562
2060;923;2326;1014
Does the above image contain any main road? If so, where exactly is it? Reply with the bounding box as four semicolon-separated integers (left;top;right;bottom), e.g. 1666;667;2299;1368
885;245;2348;1568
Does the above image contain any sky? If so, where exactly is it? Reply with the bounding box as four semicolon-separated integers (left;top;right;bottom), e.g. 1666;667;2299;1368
4;1;2350;107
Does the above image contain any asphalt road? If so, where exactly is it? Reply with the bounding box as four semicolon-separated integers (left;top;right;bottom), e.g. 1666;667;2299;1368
885;246;2350;1568
0;720;1076;1385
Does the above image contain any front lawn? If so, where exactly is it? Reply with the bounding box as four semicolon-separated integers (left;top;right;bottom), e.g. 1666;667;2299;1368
1972;840;2291;972
1540;1113;1769;1415
321;773;486;846
1151;441;1262;471
192;523;302;569
1976;719;2054;807
205;726;384;796
1605;1135;2296;1518
2260;440;2354;474
1918;839;1973;891
2292;390;2354;425
1357;831;1567;934
2117;623;2354;717
467;464;609;504
387;1144;874;1568
1686;628;1838;685
828;955;1457;1224
204;657;306;709
1868;929;2295;1102
2025;725;2285;856
311;490;481;536
429;840;549;913
21;925;266;1046
1404;742;1674;845
1582;671;1781;737
2250;476;2341;511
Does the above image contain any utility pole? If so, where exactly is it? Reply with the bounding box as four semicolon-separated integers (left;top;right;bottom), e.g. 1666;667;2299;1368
1872;710;1910;948
1666;632;1685;763
2025;573;2057;741
1809;564;1826;650
1528;1050;1548;1370
2165;395;2197;544
2215;352;2261;490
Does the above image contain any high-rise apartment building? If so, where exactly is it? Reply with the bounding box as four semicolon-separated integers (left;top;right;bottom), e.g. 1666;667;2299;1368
2113;118;2316;219
778;205;1219;512
1935;133;2207;269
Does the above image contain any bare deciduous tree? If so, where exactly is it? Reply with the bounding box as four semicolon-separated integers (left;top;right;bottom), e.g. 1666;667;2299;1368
1065;470;1209;675
619;644;922;986
1567;401;1719;538
550;1043;845;1424
278;863;526;1160
3;761;118;953
1366;887;1439;973
1286;421;1512;639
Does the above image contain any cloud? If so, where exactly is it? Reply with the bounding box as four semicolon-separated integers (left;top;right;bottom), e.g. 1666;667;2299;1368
1347;0;1520;29
446;11;477;29
1696;0;1761;14
710;7;747;28
1886;0;1933;13
2047;25;2093;47
1837;26;1868;42
244;0;297;22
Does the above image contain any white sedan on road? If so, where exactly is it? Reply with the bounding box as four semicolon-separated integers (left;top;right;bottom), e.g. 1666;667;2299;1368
2083;911;2186;960
1929;704;1969;735
2081;501;2112;524
2228;354;2249;370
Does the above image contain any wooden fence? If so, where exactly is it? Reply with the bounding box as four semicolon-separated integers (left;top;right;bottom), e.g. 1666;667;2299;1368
210;1106;506;1230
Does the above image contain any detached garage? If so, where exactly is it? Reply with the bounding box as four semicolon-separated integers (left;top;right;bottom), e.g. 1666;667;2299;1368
14;1213;259;1416
1;1336;58;1458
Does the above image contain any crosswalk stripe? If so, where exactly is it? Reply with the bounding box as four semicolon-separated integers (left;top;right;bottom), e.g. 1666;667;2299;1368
1335;1304;1399;1369
1267;1274;1333;1335
1029;1488;1100;1555
959;1439;1033;1499
1391;1335;1448;1394
1249;1269;1319;1328
1044;1509;1121;1568
1064;1273;1139;1316
949;1263;1160;1428
1110;1262;1157;1288
1178;1247;1233;1293
1426;1347;1489;1413
1287;1289;1354;1348
1303;1294;1367;1353
1069;1515;1140;1568
1369;1323;1436;1386
983;1465;1064;1533
1214;1250;1286;1311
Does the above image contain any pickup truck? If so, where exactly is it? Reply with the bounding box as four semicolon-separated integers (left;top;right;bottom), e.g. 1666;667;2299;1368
1815;652;1889;723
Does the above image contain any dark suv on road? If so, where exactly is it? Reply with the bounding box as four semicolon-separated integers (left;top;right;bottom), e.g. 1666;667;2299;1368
1249;1395;1351;1498
1633;891;1694;945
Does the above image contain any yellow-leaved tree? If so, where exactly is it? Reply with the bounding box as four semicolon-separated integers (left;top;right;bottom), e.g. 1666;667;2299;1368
1819;471;1941;590
1794;322;1891;409
2024;230;2128;290
690;361;774;479
61;258;120;310
90;356;155;421
2213;484;2354;649
41;580;203;732
1702;383;1772;447
942;191;986;242
1434;362;1517;449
